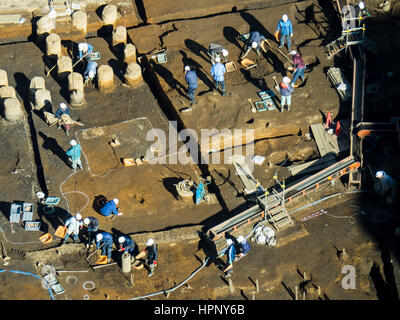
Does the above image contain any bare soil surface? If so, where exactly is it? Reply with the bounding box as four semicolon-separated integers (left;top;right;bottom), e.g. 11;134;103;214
0;0;400;301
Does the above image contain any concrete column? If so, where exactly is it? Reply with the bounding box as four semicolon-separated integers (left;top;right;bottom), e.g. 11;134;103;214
34;89;52;110
125;63;143;88
0;69;8;87
97;65;114;93
4;98;23;122
124;43;137;63
37;15;56;36
68;72;84;93
0;86;16;99
112;26;127;46
57;56;73;80
70;89;86;107
30;76;46;91
46;33;62;59
72;10;87;33
102;5;118;26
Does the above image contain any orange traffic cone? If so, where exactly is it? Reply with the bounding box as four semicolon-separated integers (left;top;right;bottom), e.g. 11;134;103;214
335;121;341;136
325;111;332;128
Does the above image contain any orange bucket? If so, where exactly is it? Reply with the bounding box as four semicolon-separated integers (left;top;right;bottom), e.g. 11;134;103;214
39;233;53;244
55;226;67;239
95;255;108;265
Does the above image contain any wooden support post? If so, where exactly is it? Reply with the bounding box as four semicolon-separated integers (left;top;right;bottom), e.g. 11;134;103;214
252;292;255;300
256;279;259;293
303;291;306;300
295;286;298;300
228;278;235;294
318;286;321;296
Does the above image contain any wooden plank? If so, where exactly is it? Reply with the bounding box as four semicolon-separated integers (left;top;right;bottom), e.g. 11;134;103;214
288;154;336;176
311;124;329;156
0;14;22;24
232;155;258;194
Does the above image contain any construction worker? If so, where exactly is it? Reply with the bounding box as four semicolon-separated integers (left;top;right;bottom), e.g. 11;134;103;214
279;76;294;112
95;232;113;263
83;60;98;86
78;42;93;62
66;139;82;171
210;57;227;96
62;213;83;244
236;235;251;260
208;43;228;64
276;14;293;51
135;238;158;277
245;30;266;58
83;216;99;248
223;238;236;277
289;50;306;87
374;171;399;204
184;65;198;105
357;2;370;18
118;235;137;256
100;198;122;217
55;103;71;135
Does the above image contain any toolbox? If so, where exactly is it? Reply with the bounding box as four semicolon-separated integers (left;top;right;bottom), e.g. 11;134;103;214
24;221;41;231
22;202;34;221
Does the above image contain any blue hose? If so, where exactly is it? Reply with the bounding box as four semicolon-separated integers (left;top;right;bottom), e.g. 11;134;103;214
0;269;55;300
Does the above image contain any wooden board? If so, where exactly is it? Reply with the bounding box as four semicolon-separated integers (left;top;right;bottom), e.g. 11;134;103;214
288;154;336;176
232;155;258;194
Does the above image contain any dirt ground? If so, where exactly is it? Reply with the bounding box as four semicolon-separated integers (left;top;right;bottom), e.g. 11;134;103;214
1;0;400;301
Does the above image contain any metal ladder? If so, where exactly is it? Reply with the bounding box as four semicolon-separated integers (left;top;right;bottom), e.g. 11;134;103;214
325;35;346;59
257;177;293;231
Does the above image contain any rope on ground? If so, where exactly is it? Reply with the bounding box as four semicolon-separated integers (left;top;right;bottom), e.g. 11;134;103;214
289;190;371;224
0;269;54;300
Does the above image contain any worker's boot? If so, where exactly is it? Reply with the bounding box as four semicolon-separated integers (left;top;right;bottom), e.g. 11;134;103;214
222;90;227;97
287;105;290;112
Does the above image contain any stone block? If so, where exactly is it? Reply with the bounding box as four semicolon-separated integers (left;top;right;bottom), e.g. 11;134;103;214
112;26;127;46
68;72;84;92
34;89;52;111
0;69;8;87
102;4;118;25
37;15;55;35
72;10;87;33
46;33;62;59
124;43;137;63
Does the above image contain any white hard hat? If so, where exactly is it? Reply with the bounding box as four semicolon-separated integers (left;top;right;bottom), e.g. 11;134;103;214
83;218;90;225
375;171;384;178
283;76;291;84
118;236;125;244
75;213;82;221
79;43;88;51
113;198;119;205
282;14;288;22
359;2;365;9
222;49;228;57
251;41;258;49
60;102;67;109
257;234;266;243
70;139;77;146
36;191;45;199
88;70;95;78
238;236;245;243
146;238;154;246
184;65;190;72
96;233;103;242
226;239;233;246
290;50;297;55
215;56;221;63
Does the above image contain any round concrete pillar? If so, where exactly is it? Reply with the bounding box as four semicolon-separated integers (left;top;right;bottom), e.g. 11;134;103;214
37;15;56;36
112;26;127;46
68;72;84;92
4;98;23;122
97;65;114;93
121;252;132;273
124;43;137;63
30;76;46;91
72;10;87;33
57;56;73;79
0;69;8;87
46;33;62;59
34;89;52;110
0;86;16;99
70;89;86;107
102;5;118;25
125;63;143;88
